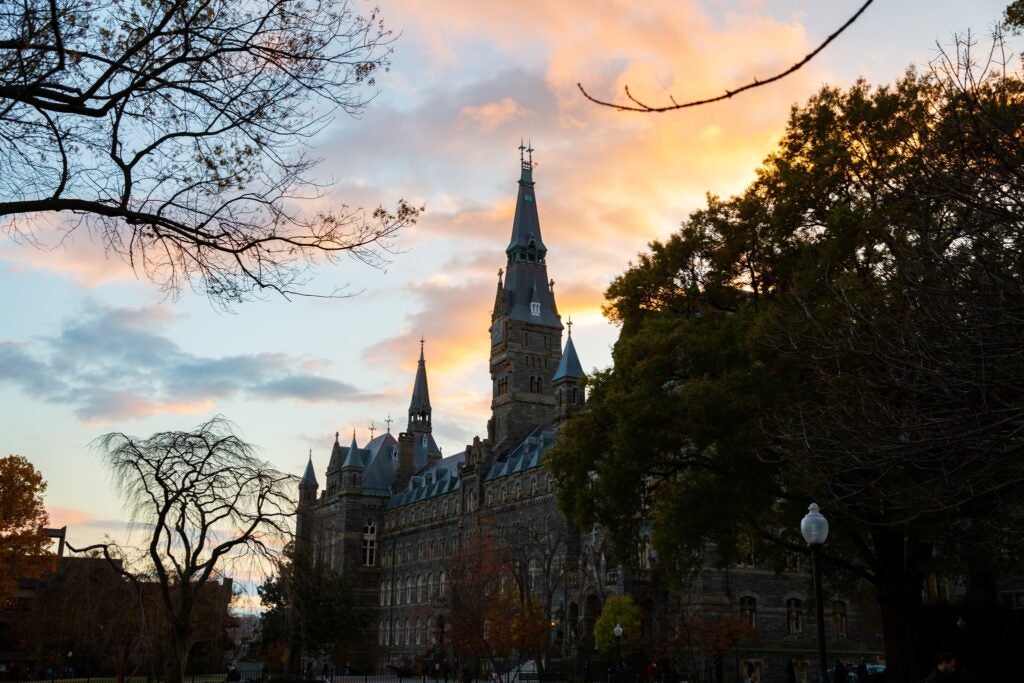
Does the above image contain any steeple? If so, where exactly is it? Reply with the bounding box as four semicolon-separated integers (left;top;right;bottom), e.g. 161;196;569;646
507;141;547;263
489;145;564;456
408;337;432;433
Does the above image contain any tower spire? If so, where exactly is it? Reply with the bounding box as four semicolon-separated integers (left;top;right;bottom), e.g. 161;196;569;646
408;338;432;433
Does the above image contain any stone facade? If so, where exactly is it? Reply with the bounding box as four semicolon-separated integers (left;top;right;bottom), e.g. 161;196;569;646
295;155;882;682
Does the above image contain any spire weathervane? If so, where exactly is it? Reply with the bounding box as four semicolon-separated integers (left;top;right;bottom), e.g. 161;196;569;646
527;140;534;169
519;139;526;168
567;315;573;337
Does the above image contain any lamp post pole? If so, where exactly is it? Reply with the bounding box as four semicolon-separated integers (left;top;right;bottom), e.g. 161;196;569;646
801;503;830;683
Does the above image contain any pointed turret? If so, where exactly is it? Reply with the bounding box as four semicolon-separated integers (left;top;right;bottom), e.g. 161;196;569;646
408;337;432;433
342;431;363;469
506;145;547;262
301;451;319;488
553;332;584;381
554;318;586;423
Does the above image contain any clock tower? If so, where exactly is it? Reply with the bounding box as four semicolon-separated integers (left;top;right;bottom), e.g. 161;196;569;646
488;145;563;456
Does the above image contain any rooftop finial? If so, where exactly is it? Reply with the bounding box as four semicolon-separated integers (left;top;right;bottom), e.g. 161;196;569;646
519;139;526;168
334;431;339;443
567;315;573;337
369;421;376;439
385;413;393;433
527;140;534;169
419;335;425;361
549;278;555;293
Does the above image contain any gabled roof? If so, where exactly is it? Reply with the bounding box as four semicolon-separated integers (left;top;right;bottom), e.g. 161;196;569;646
326;433;344;472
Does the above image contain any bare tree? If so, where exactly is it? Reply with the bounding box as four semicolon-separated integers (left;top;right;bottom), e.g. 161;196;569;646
70;416;294;683
0;0;421;303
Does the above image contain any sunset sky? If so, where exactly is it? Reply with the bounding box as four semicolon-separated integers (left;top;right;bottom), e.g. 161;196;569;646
1;1;1015;574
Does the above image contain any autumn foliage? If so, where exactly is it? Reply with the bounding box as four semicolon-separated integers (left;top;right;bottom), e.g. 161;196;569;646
446;527;550;674
0;455;52;602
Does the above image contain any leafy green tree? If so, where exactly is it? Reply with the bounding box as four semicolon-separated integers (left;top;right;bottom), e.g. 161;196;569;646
549;45;1024;683
593;596;642;659
258;544;365;673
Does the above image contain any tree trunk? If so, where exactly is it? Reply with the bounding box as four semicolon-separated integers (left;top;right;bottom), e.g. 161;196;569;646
872;529;927;683
165;625;191;683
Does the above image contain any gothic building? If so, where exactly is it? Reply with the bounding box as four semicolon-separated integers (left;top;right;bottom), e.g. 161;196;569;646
295;153;881;683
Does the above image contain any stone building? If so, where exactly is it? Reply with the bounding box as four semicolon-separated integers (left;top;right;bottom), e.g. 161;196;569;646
295;152;882;682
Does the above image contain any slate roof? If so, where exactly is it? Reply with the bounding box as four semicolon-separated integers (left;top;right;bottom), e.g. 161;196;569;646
485;424;556;481
300;454;318;487
553;334;584;381
342;432;363;469
387;451;465;508
409;341;431;417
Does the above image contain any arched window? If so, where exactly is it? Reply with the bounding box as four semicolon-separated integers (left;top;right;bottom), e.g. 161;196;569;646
427;573;434;600
528;558;541;592
406;575;413;603
439;570;447;597
787;598;803;636
381;580;388;606
362;520;377;566
405;618;412;647
379;621;385;645
417;575;425;602
739;596;757;629
831;601;847;639
416;617;424;645
394;619;402;645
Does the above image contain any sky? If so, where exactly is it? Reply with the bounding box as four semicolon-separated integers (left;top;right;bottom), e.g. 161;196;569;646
1;1;1016;573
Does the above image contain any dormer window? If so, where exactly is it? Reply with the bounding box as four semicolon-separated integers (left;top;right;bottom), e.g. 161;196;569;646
530;301;541;316
422;435;428;448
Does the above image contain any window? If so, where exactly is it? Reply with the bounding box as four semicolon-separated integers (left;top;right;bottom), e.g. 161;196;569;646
394;619;402;645
1003;591;1024;610
427;573;434;599
417;575;425;602
405;576;413;603
381;580;389;606
530;301;540;316
362;520;377;566
405;618;412;647
439;570;447;597
787;598;803;636
831;601;847;639
739;596;757;629
416;617;424;645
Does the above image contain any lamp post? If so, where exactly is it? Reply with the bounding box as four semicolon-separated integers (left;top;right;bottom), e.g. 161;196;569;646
613;623;623;674
801;503;830;683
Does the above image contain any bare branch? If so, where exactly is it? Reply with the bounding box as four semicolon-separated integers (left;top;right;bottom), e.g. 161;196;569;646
577;0;875;113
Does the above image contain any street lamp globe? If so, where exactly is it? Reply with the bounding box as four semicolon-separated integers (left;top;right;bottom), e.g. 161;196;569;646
613;623;623;638
801;503;830;546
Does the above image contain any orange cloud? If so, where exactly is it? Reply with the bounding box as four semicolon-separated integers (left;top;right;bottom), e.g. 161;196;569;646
458;98;530;131
47;506;94;526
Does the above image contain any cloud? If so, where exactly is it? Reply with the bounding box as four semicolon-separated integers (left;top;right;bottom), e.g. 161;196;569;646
458;98;530;131
0;305;385;423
